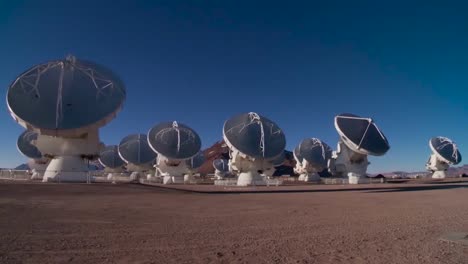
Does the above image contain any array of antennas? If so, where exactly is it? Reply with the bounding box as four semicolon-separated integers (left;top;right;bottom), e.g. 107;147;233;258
97;121;204;184
7;56;463;184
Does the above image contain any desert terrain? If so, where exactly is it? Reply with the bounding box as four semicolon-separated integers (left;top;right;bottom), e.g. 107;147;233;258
0;180;467;263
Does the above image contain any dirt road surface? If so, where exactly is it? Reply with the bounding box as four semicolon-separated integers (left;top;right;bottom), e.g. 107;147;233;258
0;181;467;263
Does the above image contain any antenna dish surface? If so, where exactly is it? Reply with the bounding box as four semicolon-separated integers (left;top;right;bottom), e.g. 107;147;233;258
99;145;125;168
294;138;332;168
271;151;286;166
334;113;389;156
118;134;156;165
213;159;229;172
7;55;126;135
429;137;462;165
223;112;286;159
148;121;201;160
17;130;42;159
185;151;205;169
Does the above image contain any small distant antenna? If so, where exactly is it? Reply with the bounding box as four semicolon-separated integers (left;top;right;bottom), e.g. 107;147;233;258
147;121;202;185
329;113;390;184
294;138;332;182
426;136;462;179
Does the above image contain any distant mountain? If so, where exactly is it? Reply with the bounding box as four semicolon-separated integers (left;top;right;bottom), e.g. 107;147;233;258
372;164;468;178
15;164;29;170
447;164;468;176
198;140;230;175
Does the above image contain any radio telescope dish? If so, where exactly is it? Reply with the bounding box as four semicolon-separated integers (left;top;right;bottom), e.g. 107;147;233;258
335;113;389;156
330;113;390;184
17;130;42;159
99;145;125;169
271;151;286;166
213;158;230;180
118;134;156;165
213;159;229;172
223;112;286;186
118;134;156;181
294;138;332;182
426;136;462;178
148;121;201;160
99;145;126;181
223;112;286;159
148;121;202;184
7;55;126;135
17;130;48;180
7;55;126;182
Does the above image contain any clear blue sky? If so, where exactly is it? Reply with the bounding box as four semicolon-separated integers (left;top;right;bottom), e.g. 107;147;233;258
0;1;467;172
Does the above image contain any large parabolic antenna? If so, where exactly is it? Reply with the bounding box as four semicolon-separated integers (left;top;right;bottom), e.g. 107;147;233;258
271;151;286;167
17;130;48;180
329;113;390;184
223;112;286;186
213;158;230;180
99;145;125;179
148;121;201;184
118;134;156;179
294;138;332;182
7;55;126;182
426;136;462;179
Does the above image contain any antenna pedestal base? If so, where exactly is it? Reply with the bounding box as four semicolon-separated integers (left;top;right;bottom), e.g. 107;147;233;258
229;152;269;186
237;171;265;186
426;154;450;179
331;142;369;184
157;157;189;184
431;170;446;179
162;175;184;184
299;173;320;182
184;174;194;183
129;172;140;181
215;171;226;180
348;173;369;184
42;156;89;182
104;168;124;181
31;170;43;180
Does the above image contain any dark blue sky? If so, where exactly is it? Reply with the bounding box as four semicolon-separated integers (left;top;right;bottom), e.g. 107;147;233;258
1;1;467;172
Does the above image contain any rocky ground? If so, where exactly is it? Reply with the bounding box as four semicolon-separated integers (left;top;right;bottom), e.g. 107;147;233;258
0;180;467;263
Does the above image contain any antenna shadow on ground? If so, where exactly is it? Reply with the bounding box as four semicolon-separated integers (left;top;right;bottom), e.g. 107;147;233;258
142;182;468;195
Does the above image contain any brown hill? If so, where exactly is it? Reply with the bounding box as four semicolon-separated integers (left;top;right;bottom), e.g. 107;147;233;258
199;140;298;176
198;140;230;175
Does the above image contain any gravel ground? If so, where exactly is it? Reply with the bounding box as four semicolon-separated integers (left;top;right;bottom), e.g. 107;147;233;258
0;181;467;264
